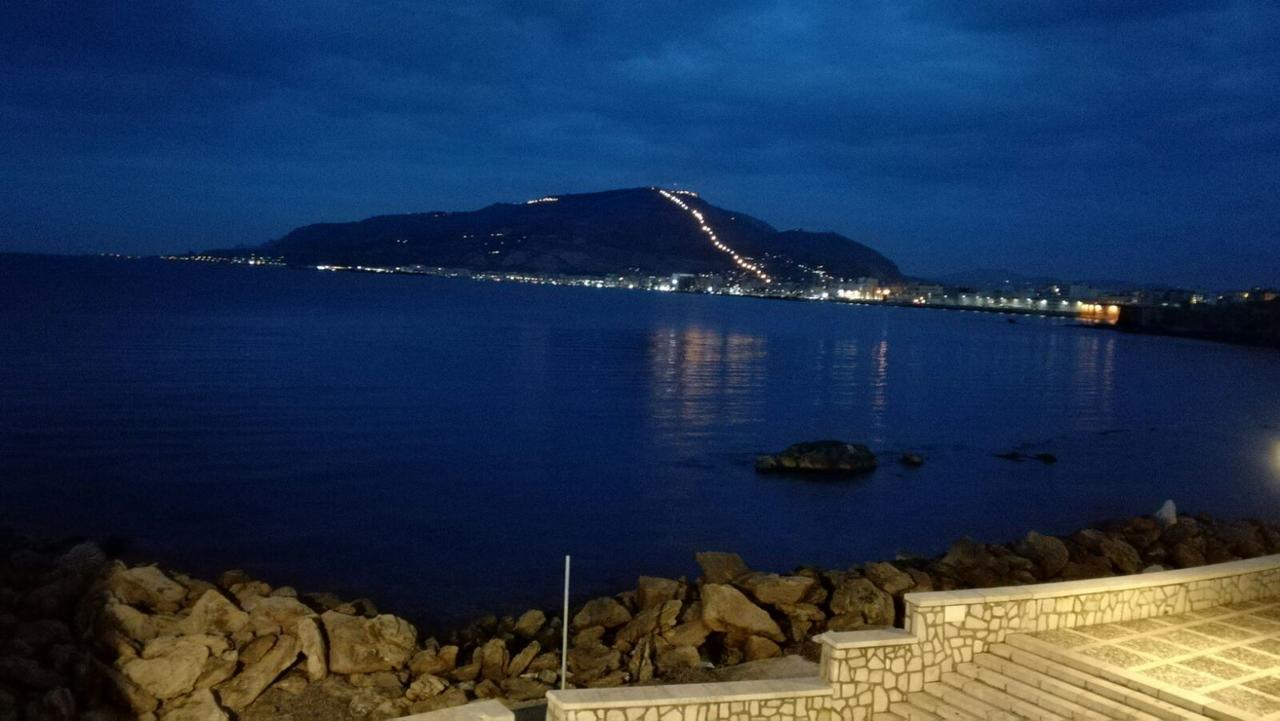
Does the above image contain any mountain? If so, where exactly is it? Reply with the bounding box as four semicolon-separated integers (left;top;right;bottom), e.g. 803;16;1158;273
217;187;901;283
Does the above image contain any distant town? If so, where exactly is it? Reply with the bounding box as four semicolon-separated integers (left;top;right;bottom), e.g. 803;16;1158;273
165;253;1279;347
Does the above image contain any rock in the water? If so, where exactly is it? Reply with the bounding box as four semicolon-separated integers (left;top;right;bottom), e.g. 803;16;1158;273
695;552;750;584
699;584;784;642
755;441;877;474
736;572;815;606
158;689;228;721
900;453;925;467
321;611;417;674
1155;500;1178;527
829;578;893;626
215;633;300;711
1012;532;1070;578
572;597;631;630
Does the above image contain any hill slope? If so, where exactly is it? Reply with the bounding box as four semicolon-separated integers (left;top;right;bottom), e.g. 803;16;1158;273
229;187;902;283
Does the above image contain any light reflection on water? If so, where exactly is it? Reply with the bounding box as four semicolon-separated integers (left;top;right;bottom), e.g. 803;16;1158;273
3;256;1280;622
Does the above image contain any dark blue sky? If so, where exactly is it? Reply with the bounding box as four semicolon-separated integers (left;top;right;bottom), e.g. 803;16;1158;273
1;1;1277;287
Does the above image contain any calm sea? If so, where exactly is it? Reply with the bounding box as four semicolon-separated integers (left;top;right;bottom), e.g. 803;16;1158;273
2;255;1278;624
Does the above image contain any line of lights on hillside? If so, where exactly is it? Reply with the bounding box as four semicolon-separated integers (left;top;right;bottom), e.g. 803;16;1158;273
657;189;771;284
525;196;559;205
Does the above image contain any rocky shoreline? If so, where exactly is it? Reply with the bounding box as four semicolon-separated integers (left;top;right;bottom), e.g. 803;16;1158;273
3;509;1279;721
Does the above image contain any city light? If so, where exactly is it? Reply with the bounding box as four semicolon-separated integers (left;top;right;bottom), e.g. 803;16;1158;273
657;189;771;284
525;196;559;204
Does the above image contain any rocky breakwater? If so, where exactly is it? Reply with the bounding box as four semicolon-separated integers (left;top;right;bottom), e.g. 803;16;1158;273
4;508;1280;721
755;441;877;474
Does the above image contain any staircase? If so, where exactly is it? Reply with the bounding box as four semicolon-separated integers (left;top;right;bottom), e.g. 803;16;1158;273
875;635;1213;721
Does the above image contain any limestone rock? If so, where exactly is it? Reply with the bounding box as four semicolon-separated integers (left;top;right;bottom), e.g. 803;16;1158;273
694;552;750;584
501;677;551;701
829;578;893;626
572;597;631;630
744;636;781;661
776;602;826;642
404;673;447;702
177;590;247;637
242;595;315;636
121;641;209;699
1012;532;1070;578
755;441;876;474
478;638;509;682
106;564;187;613
513;609;545;638
655;645;701;675
663;620;710;648
295;616;328;681
506;641;540;677
566;643;621;684
736;573;815;606
862;563;914;596
409;646;458;676
214;633;300;711
321;611;417;674
408;687;467;715
636;576;682;609
1073;529;1142;574
699;584;784;642
158;689;228;721
99;603;157;644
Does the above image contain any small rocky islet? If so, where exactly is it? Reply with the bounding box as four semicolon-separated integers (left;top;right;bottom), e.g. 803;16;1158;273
2;509;1278;721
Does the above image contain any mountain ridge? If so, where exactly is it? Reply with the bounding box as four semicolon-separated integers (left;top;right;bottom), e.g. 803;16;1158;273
211;187;902;283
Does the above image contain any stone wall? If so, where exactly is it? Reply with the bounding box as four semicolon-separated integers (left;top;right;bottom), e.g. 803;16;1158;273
522;554;1280;721
821;553;1280;716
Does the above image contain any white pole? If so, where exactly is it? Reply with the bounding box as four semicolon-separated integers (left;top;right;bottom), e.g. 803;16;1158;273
561;555;571;690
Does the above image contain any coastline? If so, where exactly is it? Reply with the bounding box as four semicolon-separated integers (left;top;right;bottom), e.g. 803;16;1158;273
4;510;1279;721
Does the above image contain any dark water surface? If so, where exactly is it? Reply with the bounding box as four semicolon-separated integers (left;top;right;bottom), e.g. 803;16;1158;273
3;255;1279;624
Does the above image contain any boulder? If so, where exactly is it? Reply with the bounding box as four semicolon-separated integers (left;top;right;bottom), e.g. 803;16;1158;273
636;576;682;609
655;645;701;675
321;611;417;674
572;597;631;630
408;687;468;715
829;578;893;626
513;609;546;638
699;584;784;642
0;656;63;691
755;441;876;474
1012;532;1070;578
409;646;458;676
776;602;826;642
862;563;914;596
695;552;750;584
158;689;228;721
743;636;781;661
214;633;300;711
663;620;710;648
507;640;541;677
105;564;187;613
121;640;209;699
566;643;621;684
1073;530;1142;575
242;595;315;636
295;616;328;681
99;603;157;644
478;638;510;682
501;677;552;701
179;590;249;636
404;673;448;702
736;573;815;606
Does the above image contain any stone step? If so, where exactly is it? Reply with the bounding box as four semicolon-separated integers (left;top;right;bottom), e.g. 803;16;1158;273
873;712;909;721
923;680;1019;721
990;641;1210;721
940;671;1067;721
890;701;945;721
906;687;986;721
951;665;1093;721
970;654;1161;721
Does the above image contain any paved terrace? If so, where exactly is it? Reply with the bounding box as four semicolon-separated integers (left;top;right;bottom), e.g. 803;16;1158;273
398;554;1280;721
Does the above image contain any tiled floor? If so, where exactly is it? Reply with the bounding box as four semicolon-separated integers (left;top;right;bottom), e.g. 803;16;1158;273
1029;600;1280;719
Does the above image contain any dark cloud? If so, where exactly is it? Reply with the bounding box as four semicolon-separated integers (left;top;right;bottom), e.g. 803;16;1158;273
1;0;1277;287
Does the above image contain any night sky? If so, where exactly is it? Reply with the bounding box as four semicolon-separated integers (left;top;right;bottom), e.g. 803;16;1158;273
1;1;1277;288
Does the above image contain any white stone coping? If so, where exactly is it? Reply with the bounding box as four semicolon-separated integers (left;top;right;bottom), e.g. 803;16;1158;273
390;699;514;721
906;553;1280;608
546;679;832;710
814;627;919;650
